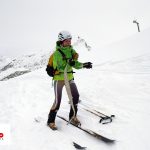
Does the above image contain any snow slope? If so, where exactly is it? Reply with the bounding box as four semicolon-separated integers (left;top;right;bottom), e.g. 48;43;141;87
89;27;150;64
0;28;150;150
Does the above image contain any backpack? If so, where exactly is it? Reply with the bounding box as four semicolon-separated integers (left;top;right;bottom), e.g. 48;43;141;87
46;49;66;77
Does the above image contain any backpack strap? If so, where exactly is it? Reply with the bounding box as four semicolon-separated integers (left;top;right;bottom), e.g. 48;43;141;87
57;48;74;60
57;49;67;60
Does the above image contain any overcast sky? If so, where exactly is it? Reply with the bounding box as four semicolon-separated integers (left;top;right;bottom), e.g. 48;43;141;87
0;0;150;57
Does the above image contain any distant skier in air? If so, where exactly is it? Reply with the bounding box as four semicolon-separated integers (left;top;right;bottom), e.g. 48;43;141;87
46;31;92;130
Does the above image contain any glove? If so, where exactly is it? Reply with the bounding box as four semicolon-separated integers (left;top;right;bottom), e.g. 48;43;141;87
83;62;92;69
68;59;75;66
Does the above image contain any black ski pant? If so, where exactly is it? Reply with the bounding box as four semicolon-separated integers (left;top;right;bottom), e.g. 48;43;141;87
47;80;79;124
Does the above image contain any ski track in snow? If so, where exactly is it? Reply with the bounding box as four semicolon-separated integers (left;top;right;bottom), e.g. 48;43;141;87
1;56;150;150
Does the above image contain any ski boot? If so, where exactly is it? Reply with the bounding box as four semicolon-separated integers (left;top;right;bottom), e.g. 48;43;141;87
70;117;81;126
47;122;57;130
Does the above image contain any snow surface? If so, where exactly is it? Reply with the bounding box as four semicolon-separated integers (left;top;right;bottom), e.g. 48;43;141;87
0;28;150;150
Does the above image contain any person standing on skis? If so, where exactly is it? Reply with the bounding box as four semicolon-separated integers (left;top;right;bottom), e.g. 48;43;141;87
46;31;92;130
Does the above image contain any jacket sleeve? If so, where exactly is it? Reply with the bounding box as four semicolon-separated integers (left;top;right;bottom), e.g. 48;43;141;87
72;49;83;69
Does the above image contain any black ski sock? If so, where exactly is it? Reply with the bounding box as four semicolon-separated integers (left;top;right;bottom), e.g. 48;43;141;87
47;111;57;125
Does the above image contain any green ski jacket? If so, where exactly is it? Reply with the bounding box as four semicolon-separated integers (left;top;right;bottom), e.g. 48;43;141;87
53;43;83;80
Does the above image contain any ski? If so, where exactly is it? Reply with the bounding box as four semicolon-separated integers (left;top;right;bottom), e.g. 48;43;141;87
64;64;76;121
57;115;115;144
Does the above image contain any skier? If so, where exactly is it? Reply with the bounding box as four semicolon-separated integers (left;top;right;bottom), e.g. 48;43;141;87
46;31;92;130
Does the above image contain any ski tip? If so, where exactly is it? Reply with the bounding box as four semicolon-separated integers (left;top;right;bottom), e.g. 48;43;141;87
95;133;115;144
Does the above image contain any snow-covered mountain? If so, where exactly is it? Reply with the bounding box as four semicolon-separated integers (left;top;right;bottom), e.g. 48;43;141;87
0;56;12;70
0;28;150;150
0;51;50;81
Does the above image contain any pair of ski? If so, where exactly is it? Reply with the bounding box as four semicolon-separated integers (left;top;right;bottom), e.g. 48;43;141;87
62;64;115;144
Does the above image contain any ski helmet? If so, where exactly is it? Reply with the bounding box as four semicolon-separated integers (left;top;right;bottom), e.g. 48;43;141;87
58;31;72;41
